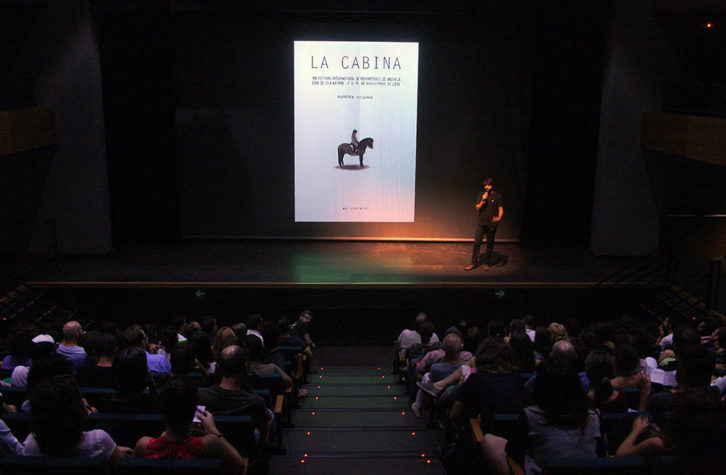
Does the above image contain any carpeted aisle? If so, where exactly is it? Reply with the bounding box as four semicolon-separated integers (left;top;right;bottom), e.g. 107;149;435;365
270;361;447;474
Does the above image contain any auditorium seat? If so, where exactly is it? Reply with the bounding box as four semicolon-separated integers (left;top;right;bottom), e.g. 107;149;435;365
543;455;647;474
0;455;108;475
117;457;225;475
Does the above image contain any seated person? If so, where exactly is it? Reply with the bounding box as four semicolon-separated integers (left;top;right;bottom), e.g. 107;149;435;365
23;374;132;462
56;321;88;370
609;344;651;412
524;360;600;474
1;323;36;371
405;322;440;399
135;377;245;473
397;313;440;352
76;332;117;388
450;337;525;424
0;417;22;455
246;335;308;398
198;345;270;437
647;346;719;427
411;333;468;416
415;327;473;375
617;386;726;474
95;346;160;413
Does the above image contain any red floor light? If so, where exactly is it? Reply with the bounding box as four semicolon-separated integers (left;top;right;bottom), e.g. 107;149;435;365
401;411;406;415
315;396;319;400
393;396;398;400
300;459;306;463
426;459;432;464
306;432;311;436
411;432;416;436
311;411;316;415
420;453;426;458
304;453;308;457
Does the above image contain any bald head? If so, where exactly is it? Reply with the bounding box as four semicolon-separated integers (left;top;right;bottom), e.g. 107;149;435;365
218;345;247;378
415;312;428;326
550;340;577;371
62;321;82;343
443;333;462;360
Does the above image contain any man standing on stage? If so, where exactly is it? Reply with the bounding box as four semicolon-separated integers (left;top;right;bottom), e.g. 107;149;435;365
465;177;504;271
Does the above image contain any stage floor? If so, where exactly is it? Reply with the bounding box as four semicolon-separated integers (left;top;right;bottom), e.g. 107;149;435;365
25;241;638;289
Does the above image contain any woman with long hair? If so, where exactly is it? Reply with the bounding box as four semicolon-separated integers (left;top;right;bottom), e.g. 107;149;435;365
524;359;599;474
23;374;131;461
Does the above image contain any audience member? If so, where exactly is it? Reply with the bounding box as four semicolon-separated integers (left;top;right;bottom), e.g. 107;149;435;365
1;323;36;371
291;309;318;350
524;359;599;474
533;326;551;364
246;335;293;387
610;343;650;411
23;374;132;461
56;320;87;370
547;322;568;343
76;332;118;388
96;346;160;413
525;340;588;396
200;315;218;337
584;347;616;410
487;320;507;339
411;332;468;416
198;345;270;436
509;329;536;373
246;314;265;346
276;317;306;349
134;377;245;472
450;337;525;423
415;328;473;375
617;387;726;473
212;326;239;361
523;314;536;342
122;325;171;374
0;417;22;455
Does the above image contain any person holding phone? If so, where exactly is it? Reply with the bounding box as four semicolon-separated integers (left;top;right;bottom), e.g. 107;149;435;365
135;377;245;472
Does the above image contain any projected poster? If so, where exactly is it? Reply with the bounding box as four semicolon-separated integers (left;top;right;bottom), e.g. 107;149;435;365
294;41;418;222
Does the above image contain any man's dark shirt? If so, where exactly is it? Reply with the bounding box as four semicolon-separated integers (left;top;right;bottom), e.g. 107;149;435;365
75;360;115;388
290;319;309;341
198;384;267;417
476;190;504;225
458;371;524;419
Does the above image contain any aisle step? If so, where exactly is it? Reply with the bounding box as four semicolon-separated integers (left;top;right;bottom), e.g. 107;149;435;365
270;455;446;474
282;428;443;455
311;374;393;384
310;384;405;396
299;395;406;409
292;409;426;428
314;366;388;375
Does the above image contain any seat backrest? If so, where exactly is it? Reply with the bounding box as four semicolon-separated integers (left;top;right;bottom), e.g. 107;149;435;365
117;457;222;475
213;415;257;458
544;456;646;474
0;455;108;475
89;413;165;448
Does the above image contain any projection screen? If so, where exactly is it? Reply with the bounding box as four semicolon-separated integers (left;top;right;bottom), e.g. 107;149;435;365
294;41;419;222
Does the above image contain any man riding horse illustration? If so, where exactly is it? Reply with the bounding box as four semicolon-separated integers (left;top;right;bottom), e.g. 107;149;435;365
338;130;374;168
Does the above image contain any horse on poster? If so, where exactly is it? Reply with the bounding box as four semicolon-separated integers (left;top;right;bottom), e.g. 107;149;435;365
337;137;374;168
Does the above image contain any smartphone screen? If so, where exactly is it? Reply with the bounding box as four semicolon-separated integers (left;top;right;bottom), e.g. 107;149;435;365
193;405;206;423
